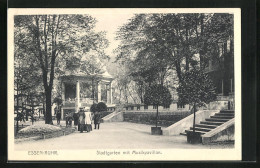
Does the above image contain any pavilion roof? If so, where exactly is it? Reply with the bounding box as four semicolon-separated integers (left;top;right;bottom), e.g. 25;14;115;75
60;69;113;81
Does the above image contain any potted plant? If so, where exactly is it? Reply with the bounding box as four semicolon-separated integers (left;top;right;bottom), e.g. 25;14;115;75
177;69;216;144
144;84;172;135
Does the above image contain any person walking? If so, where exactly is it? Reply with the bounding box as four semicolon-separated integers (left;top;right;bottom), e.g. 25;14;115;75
94;112;101;130
56;107;61;125
78;108;85;133
84;109;92;132
73;112;79;126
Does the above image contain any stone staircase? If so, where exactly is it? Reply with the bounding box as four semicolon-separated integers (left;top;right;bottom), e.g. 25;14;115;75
180;110;234;136
102;111;124;122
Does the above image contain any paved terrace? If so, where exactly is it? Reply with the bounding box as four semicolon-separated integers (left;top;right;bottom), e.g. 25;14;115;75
15;122;233;150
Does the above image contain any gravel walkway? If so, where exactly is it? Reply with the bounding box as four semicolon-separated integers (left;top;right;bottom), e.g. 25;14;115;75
15;122;233;150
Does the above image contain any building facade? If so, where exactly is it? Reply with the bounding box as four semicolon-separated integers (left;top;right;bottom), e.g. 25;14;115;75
203;36;234;108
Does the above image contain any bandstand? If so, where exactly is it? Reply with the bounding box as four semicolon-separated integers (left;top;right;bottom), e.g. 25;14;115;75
60;71;114;120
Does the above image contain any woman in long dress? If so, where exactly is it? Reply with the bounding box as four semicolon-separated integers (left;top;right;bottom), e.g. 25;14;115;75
78;109;85;133
84;110;92;132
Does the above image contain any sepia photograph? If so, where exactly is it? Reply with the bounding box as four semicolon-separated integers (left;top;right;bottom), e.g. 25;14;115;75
8;8;241;161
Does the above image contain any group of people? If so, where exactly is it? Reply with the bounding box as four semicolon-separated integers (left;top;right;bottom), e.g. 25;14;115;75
56;107;101;133
78;107;102;133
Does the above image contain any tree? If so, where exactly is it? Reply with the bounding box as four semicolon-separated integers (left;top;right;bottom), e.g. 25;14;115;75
112;60;142;104
144;84;172;127
90;103;98;113
53;97;62;109
114;13;233;109
177;69;216;133
14;15;108;124
96;102;107;112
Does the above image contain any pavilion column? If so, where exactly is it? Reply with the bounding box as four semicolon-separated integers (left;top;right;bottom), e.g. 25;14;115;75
110;82;113;104
75;80;80;112
98;81;101;102
106;84;110;104
61;82;65;120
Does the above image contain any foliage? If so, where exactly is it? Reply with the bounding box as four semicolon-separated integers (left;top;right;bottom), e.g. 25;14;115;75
112;60;142;104
96;102;107;112
53;97;62;105
114;13;233;105
177;69;217;107
177;68;217;133
14;15;109;124
144;84;172;106
143;84;172;128
15;112;25;122
90;103;98;113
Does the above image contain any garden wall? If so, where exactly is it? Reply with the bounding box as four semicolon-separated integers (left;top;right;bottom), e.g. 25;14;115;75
123;111;191;127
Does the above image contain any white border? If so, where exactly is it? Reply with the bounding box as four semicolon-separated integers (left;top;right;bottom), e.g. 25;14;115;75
8;8;241;161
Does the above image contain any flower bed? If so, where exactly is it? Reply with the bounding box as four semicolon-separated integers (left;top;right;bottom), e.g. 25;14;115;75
15;124;77;143
17;124;62;138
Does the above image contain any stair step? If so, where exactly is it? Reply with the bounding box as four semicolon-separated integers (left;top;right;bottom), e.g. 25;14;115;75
215;113;234;117
189;127;212;132
180;132;187;136
195;124;218;129
220;110;234;114
205;118;229;122
210;116;234;119
200;121;225;126
185;130;207;135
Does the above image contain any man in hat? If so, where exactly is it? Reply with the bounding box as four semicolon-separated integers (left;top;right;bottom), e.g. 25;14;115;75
94;112;101;130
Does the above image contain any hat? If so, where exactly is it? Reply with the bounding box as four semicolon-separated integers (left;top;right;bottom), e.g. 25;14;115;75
79;107;85;112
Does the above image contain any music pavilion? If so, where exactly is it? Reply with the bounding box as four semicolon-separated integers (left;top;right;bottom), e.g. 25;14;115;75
59;69;115;120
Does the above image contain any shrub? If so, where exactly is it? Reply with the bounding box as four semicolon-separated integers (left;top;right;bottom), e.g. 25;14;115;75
177;69;216;132
90;103;98;113
144;84;172;127
97;102;107;112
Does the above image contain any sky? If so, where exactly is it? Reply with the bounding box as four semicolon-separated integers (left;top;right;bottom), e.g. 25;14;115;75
90;13;135;60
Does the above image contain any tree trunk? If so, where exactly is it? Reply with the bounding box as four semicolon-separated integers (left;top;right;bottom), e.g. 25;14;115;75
174;60;182;83
156;104;159;128
193;103;196;132
185;28;190;72
45;88;53;124
92;78;95;103
199;14;205;70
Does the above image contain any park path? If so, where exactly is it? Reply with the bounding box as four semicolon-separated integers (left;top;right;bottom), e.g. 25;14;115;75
15;122;232;150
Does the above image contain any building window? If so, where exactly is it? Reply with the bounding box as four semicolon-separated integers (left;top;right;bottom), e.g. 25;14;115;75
153;105;157;109
131;106;134;110
144;105;148;109
137;106;140;110
126;107;128;110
